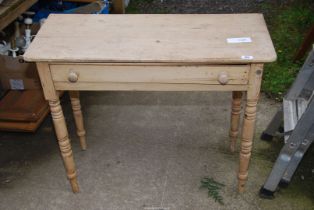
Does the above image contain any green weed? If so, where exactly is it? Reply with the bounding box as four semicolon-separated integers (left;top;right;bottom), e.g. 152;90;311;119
200;177;225;205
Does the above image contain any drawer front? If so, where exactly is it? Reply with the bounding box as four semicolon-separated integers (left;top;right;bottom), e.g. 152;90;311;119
49;64;249;91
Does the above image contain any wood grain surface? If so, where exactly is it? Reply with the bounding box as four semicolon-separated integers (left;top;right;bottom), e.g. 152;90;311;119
24;14;276;64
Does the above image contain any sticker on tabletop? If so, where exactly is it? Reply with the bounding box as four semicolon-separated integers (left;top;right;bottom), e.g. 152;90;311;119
241;55;254;60
227;37;252;43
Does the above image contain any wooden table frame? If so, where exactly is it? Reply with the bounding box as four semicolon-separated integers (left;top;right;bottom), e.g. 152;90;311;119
36;62;263;193
25;14;276;194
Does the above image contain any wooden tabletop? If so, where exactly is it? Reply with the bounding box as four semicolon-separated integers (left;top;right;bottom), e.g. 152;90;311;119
24;14;276;64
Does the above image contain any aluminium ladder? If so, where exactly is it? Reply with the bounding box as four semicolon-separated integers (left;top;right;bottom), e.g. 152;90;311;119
259;49;314;198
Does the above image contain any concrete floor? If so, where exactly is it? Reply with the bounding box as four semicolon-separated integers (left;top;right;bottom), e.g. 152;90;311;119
0;92;313;210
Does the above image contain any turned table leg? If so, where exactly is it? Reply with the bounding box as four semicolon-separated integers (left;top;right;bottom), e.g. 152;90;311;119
69;91;87;150
229;91;243;152
49;99;80;193
238;64;263;192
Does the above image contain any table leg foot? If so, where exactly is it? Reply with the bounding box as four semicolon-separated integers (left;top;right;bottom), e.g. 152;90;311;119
69;91;87;150
229;91;243;152
238;179;246;193
69;177;80;193
49;99;80;193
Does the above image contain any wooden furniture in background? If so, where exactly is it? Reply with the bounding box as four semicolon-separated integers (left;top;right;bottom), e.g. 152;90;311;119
0;0;38;31
112;0;125;14
63;0;98;2
0;90;49;132
24;14;276;193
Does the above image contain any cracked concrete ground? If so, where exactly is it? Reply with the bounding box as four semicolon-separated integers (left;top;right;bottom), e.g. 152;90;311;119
0;92;313;209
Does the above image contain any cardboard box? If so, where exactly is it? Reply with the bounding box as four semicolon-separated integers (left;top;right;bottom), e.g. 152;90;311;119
0;55;41;90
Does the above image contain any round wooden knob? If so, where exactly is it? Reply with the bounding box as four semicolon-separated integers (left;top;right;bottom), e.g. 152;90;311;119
68;72;78;83
217;72;229;85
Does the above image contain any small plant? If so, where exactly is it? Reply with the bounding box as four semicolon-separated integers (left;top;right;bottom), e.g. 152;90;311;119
200;177;225;205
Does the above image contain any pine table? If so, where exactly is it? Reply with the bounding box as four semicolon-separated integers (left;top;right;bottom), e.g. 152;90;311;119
24;14;276;193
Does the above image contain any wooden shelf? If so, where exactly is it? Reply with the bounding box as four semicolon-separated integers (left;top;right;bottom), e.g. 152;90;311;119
0;90;49;132
0;0;38;31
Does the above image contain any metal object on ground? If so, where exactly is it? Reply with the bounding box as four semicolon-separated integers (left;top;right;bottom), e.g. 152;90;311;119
260;49;314;199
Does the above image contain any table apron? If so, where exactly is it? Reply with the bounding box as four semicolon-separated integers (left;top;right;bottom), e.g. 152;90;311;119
49;64;249;91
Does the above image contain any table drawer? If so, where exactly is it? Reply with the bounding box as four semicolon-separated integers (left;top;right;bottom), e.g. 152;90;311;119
49;64;249;90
